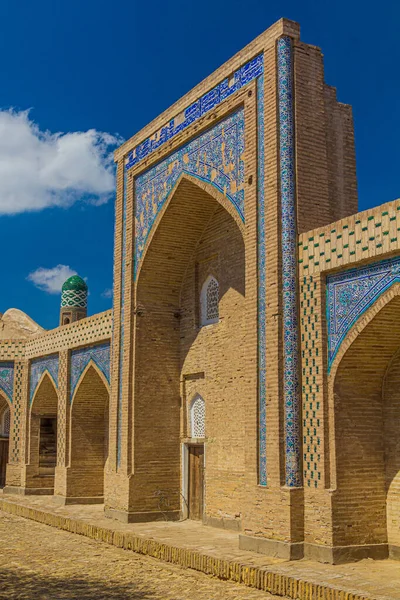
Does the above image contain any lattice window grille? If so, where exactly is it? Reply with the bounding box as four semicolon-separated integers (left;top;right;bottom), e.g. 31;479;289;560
190;396;205;438
200;276;219;326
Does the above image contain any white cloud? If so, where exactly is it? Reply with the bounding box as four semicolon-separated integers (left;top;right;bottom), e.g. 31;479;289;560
27;265;77;294
101;288;113;299
0;109;122;215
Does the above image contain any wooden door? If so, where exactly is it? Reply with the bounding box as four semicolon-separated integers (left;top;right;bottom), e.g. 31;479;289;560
0;438;9;487
188;445;204;520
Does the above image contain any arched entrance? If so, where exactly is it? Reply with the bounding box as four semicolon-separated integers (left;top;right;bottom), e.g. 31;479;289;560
69;364;109;501
0;393;11;487
28;373;58;492
332;290;400;558
132;175;246;522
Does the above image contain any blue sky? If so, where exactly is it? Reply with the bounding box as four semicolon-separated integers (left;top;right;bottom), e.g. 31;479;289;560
0;0;398;329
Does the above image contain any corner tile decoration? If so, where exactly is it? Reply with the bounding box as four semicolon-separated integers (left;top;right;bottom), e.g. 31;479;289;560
257;74;267;486
30;354;59;404
125;55;263;170
278;36;302;487
70;342;110;402
0;362;14;402
133;109;245;278
327;255;400;370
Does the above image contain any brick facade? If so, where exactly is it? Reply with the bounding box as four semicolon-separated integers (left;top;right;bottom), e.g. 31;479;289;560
2;18;399;564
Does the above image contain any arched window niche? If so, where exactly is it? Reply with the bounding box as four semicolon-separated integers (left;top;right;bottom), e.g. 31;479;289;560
190;395;205;439
200;275;219;327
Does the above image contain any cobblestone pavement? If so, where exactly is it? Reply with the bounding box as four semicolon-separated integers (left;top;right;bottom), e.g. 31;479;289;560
0;511;280;600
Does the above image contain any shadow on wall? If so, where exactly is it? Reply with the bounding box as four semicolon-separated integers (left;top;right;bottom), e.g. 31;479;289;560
0;567;155;599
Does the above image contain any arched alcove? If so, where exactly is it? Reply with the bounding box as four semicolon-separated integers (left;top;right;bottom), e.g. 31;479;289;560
133;175;246;521
69;364;109;499
332;292;400;555
28;373;58;491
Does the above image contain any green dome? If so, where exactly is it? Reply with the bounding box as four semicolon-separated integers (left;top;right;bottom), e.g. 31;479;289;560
61;275;88;293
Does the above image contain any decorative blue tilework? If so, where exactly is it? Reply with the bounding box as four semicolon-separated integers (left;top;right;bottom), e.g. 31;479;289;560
327;255;400;370
125;55;263;170
0;362;14;403
257;74;267;486
117;169;128;467
30;355;59;404
133;109;245;277
278;36;302;488
70;342;110;402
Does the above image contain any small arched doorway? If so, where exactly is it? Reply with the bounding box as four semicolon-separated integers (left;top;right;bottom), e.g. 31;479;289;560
332;291;400;557
28;373;58;492
69;364;109;500
0;394;10;487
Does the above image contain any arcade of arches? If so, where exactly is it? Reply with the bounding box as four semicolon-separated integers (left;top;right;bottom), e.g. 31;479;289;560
1;18;400;565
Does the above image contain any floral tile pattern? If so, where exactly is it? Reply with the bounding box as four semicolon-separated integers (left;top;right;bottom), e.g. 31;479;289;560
0;362;14;403
327;255;400;370
70;342;110;402
30;355;59;404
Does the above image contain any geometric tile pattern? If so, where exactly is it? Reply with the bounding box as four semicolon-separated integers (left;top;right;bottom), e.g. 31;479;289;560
29;354;59;404
133;109;245;277
300;275;322;488
70;342;110;402
61;289;87;308
0;362;14;402
277;36;302;487
125;55;263;170
327;254;400;370
10;361;24;463
257;72;267;486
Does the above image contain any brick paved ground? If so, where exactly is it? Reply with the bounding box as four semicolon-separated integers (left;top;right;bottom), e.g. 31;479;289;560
0;511;279;600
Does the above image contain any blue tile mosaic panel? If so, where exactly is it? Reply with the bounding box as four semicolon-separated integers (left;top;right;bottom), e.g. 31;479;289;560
327;255;400;370
125;55;263;170
0;362;14;402
133;109;245;277
278;36;302;488
70;342;110;402
30;355;59;404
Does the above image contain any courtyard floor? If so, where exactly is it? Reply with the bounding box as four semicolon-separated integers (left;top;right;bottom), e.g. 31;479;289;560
0;510;279;599
0;493;399;599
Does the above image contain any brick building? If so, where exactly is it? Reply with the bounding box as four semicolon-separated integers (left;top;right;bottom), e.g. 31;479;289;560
0;18;399;564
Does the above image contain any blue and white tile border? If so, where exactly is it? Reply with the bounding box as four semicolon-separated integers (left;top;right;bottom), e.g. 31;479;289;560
327;255;400;371
125;55;263;170
70;342;110;402
29;355;59;405
0;362;14;403
278;36;302;488
116;169;128;467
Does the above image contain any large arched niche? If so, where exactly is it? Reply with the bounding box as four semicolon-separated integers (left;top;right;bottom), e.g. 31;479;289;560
330;285;400;554
69;363;109;500
28;373;58;490
132;175;246;518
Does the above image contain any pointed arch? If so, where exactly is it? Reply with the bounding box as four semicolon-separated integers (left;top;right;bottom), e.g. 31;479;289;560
135;172;245;281
69;364;109;499
329;281;400;383
30;370;58;409
71;359;110;406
